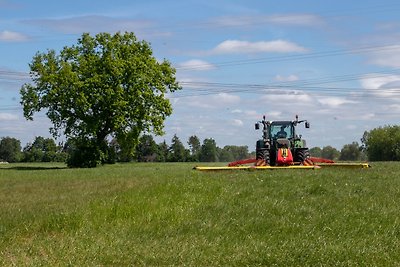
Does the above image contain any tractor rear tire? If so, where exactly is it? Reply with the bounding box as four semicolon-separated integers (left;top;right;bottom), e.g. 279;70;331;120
256;148;270;165
295;149;310;164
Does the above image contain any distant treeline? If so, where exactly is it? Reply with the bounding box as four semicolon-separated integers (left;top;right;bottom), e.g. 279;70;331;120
1;125;397;163
0;134;253;163
1;132;381;164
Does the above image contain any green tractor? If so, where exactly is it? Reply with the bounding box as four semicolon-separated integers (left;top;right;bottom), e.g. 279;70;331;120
255;115;310;166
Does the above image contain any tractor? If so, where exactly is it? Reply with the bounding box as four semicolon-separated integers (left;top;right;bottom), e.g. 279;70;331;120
255;115;310;166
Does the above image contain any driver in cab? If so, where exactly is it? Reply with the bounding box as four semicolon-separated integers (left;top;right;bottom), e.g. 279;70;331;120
276;126;287;138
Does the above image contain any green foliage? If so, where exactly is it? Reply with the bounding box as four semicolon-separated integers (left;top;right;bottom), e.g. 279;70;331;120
168;134;189;162
218;147;235;162
66;138;105;168
23;136;67;162
339;142;362;161
362;126;400;161
20;32;180;167
321;145;340;160
136;134;159;162
187;135;201;161
199;138;218;162
110;129;139;162
0;137;22;162
157;140;169;162
1;162;400;266
309;147;322;157
220;145;249;161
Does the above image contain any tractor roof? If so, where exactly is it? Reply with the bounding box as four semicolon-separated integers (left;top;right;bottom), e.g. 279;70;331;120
270;121;293;125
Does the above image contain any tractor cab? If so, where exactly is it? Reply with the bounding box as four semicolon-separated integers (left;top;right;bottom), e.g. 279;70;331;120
255;115;310;166
270;121;293;140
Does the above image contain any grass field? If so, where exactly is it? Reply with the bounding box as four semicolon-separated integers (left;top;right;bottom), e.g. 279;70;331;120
1;161;400;266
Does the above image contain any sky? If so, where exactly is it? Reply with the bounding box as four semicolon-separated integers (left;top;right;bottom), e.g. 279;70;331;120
2;0;400;150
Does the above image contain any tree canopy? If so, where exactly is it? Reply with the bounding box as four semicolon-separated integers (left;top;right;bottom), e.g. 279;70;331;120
20;32;180;167
362;126;400;161
199;138;218;162
339;142;361;161
23;136;65;162
169;134;189;162
321;145;340;160
187;135;201;161
0;137;22;163
136;134;159;162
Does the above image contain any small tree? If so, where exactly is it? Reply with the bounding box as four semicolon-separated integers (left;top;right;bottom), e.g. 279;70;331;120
23;136;64;162
362;126;400;161
157;140;169;162
187;135;201;161
218;147;234;162
339;142;361;161
20;32;180;167
309;147;322;158
199;138;218;162
169;134;188;162
321;146;340;160
136;135;159;162
0;137;22;162
223;145;249;161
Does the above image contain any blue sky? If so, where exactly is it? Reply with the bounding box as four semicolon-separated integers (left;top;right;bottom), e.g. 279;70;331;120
2;0;400;150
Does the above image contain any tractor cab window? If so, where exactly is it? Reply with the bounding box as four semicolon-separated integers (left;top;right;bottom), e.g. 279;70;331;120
271;124;292;139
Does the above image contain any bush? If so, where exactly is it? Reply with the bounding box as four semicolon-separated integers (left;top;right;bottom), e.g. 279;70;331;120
67;139;103;168
362;126;400;161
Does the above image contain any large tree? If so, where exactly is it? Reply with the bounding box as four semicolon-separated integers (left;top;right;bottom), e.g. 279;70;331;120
20;32;180;167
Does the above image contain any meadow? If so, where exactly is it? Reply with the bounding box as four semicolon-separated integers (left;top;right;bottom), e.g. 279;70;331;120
1;162;400;266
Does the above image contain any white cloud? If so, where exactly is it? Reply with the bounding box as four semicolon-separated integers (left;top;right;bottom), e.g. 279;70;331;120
263;111;283;120
360;113;376;120
211;39;307;54
178;59;215;71
260;89;313;102
212;14;323;28
245;110;261;118
317;97;357;108
231;119;243;126
24;15;165;37
177;78;203;88
275;74;299;82
212;92;240;104
182;96;214;109
266;14;324;26
367;45;400;67
0;31;29;42
178;92;240;109
360;74;400;98
0;113;18;121
388;104;400;112
345;124;358;130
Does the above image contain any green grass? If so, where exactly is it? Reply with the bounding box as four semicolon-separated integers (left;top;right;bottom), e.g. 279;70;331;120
1;162;400;266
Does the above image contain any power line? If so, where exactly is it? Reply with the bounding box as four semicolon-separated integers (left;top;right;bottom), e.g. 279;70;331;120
173;78;400;99
175;44;400;71
4;68;400;100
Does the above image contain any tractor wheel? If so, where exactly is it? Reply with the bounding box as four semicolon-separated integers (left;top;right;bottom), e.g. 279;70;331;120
256;148;270;165
295;149;310;164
